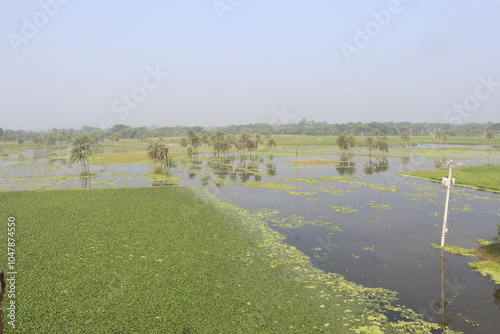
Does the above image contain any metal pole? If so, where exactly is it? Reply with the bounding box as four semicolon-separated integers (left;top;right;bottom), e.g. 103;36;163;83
440;160;454;247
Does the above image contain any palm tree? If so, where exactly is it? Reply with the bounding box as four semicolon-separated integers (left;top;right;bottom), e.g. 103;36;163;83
486;132;495;148
187;129;199;148
226;134;237;156
147;140;171;173
336;132;356;151
71;136;93;176
266;136;276;152
374;136;389;153
237;133;251;156
200;133;210;149
211;130;229;158
364;136;375;155
252;133;261;155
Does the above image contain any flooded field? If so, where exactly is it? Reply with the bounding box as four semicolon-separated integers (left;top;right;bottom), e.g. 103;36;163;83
1;145;499;333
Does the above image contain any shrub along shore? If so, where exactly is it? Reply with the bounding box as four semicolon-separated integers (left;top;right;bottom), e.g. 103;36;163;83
2;187;455;333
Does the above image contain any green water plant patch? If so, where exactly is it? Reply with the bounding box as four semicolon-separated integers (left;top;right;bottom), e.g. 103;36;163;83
0;187;458;333
240;182;296;190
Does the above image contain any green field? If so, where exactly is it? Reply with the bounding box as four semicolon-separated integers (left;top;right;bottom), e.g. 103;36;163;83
268;135;500;147
1;187;449;333
399;165;500;193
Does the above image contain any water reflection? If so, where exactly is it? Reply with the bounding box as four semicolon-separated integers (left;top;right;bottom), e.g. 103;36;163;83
434;159;448;169
401;156;410;165
187;160;203;179
266;162;277;176
179;155;279;186
364;157;390;175
493;288;500;309
336;154;356;175
436;249;452;327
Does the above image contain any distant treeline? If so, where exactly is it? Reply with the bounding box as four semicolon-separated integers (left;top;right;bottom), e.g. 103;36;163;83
0;121;499;141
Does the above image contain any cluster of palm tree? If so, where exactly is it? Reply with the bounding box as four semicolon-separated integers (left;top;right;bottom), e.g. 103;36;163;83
364;136;389;154
336;132;356;151
180;129;203;154
146;140;171;174
179;130;277;159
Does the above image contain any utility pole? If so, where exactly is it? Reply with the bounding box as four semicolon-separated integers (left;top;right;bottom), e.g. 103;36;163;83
440;160;461;247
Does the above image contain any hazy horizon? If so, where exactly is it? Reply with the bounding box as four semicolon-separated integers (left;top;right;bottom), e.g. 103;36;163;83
1;1;499;131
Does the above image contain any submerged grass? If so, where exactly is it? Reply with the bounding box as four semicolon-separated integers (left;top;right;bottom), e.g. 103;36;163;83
291;158;337;164
317;177;398;192
1;187;454;333
252;209;342;231
331;205;358;213
280;177;320;184
287;191;319;197
240;182;296;190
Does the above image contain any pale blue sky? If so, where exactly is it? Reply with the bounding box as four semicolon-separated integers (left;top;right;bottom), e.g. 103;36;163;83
1;0;499;130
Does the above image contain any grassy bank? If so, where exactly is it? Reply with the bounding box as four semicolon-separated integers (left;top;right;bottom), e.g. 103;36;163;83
476;242;500;263
0;187;451;333
399;164;500;193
